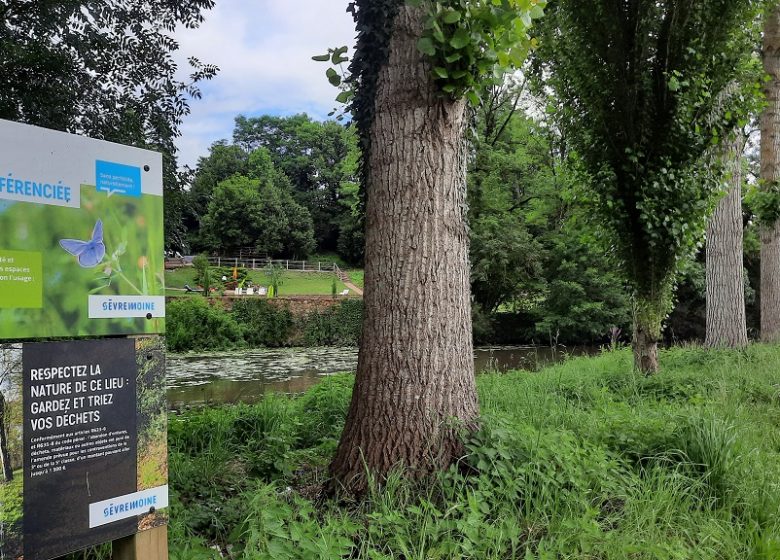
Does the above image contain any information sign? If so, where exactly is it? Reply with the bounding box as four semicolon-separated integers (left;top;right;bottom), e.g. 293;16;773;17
0;120;165;340
0;338;168;560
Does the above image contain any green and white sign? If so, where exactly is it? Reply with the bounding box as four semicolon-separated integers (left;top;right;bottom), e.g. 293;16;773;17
0;119;165;339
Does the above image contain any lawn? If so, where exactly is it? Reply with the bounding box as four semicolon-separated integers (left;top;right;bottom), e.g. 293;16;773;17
165;267;349;296
168;345;780;559
347;269;364;288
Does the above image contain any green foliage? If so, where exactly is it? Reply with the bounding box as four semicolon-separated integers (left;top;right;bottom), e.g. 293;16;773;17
232;115;361;259
412;0;546;103
302;300;364;346
746;179;780;226
469;87;633;342
264;265;285;297
231;299;294;348
169;346;780;558
534;233;632;342
537;0;766;306
192;254;212;296
200;174;316;258
166;298;243;352
0;1;217;152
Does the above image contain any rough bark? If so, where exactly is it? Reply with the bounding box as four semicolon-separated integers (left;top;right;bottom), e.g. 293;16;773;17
761;4;780;343
329;5;479;494
632;295;664;374
705;137;748;349
0;392;13;482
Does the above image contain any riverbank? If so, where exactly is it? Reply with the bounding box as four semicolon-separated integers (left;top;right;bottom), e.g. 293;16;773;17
168;345;780;558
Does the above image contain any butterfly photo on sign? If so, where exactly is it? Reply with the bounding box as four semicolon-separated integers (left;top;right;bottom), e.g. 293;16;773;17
59;219;106;268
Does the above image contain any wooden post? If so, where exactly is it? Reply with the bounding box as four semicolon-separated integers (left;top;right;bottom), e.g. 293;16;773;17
113;526;168;560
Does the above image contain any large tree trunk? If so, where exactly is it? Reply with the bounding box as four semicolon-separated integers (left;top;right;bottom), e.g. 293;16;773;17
329;5;479;494
761;5;780;343
705;137;748;349
0;392;13;482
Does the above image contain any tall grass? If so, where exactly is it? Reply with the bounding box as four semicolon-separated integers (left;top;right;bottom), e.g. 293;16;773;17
168;345;780;559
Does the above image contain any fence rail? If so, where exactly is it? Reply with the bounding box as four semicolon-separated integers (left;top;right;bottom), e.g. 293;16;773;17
198;256;338;272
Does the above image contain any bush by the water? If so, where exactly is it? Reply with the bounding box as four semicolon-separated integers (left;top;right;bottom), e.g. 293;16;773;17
168;345;780;559
166;298;362;352
166;298;243;352
302;299;363;346
232;299;295;347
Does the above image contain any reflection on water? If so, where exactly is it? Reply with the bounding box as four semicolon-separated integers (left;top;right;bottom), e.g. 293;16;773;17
167;345;599;408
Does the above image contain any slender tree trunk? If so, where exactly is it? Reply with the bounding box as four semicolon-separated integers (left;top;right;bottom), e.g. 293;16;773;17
705;136;748;349
329;5;478;494
761;5;780;343
0;392;13;482
633;294;666;374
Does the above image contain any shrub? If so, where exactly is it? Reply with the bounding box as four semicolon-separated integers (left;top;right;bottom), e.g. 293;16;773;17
166;298;243;352
302;300;363;346
231;299;294;347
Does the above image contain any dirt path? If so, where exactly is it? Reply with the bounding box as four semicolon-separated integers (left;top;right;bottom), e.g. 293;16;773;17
343;281;363;296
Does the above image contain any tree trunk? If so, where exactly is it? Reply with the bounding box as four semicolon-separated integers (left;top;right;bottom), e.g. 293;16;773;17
0;391;13;482
633;294;665;374
705;136;748;349
761;5;780;343
329;5;479;494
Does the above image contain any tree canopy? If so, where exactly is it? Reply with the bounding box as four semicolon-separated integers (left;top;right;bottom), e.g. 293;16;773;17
537;0;765;371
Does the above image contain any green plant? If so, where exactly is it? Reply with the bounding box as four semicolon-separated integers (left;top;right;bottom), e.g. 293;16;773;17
412;0;546;104
265;264;284;297
231;299;294;348
192;254;212;297
302;300;363;346
166;298;242;352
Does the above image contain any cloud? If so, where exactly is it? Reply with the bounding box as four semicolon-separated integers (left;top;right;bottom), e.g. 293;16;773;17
172;0;356;167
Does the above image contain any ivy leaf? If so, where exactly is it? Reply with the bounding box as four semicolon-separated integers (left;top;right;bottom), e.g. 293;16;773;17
326;68;341;87
434;67;449;79
331;46;349;65
335;90;353;103
442;9;461;24
445;52;462;63
417;37;437;56
450;28;471;49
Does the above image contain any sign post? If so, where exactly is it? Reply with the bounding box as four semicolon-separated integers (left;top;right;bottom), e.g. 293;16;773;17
0;119;167;560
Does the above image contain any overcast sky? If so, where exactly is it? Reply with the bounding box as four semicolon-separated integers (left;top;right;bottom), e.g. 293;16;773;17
173;1;356;168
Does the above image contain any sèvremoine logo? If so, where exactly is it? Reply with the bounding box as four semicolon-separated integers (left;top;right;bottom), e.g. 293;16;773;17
88;295;165;319
89;485;169;528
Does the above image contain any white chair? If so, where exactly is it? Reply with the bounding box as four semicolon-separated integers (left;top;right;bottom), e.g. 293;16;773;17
258;286;268;296
246;287;255;295
340;289;349;296
235;287;243;296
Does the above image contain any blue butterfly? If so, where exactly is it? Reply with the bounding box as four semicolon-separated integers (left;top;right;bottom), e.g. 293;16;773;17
59;219;106;268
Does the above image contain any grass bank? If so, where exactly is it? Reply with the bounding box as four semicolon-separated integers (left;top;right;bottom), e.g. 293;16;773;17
165;268;349;297
168;345;780;559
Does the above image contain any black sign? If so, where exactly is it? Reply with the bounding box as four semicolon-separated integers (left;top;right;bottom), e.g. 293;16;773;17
22;339;138;560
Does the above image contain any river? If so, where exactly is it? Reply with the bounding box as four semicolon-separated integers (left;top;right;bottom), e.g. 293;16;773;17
167;345;599;407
